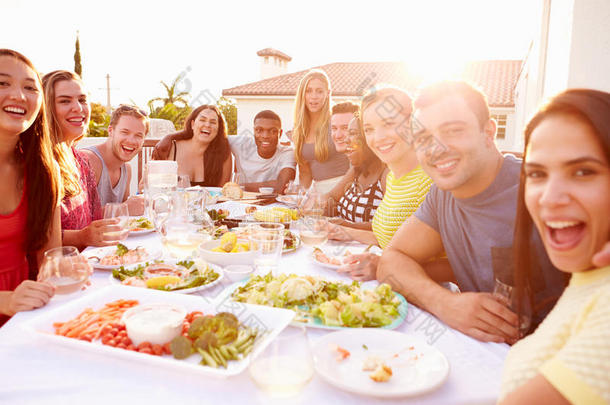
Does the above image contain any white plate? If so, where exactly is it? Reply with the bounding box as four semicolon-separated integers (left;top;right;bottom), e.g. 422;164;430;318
128;228;155;237
108;261;225;294
85;245;162;271
311;246;362;270
276;194;298;207
20;284;295;378
313;329;450;398
127;217;155;236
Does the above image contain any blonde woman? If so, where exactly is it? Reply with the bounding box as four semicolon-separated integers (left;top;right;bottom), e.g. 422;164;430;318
43;71;122;250
292;69;348;191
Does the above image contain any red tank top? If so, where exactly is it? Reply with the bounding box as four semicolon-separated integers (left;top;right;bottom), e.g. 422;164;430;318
0;180;28;292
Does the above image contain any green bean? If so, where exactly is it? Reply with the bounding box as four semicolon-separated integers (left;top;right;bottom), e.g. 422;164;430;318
232;329;251;348
219;345;232;360
242;343;255;356
199;348;217;368
213;347;227;368
238;340;254;354
210;347;223;365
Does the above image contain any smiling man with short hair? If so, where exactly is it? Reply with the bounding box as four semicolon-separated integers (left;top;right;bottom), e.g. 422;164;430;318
229;110;295;193
82;104;148;214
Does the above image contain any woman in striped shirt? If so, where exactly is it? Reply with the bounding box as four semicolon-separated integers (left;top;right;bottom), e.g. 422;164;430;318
328;85;432;280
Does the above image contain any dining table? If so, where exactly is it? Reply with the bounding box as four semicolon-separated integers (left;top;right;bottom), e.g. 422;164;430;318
0;199;509;405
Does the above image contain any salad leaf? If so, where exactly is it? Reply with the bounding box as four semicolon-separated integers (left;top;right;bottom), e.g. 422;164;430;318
116;243;129;257
231;273;402;328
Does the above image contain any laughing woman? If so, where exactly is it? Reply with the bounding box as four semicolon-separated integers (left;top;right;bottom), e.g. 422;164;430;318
151;104;232;187
0;50;60;321
43;71;122;249
499;89;610;405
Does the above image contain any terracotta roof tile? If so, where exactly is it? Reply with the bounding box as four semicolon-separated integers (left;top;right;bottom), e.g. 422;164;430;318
223;60;522;107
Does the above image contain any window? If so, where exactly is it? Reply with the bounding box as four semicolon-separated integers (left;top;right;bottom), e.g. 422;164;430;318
492;114;507;139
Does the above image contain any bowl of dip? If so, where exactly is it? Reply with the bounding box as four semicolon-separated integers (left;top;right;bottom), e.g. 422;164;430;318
121;303;187;346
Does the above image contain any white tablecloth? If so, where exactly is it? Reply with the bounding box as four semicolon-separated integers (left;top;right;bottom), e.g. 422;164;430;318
0;206;509;405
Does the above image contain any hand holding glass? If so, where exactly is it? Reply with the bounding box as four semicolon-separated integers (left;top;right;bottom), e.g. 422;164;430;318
38;246;90;294
103;202;129;241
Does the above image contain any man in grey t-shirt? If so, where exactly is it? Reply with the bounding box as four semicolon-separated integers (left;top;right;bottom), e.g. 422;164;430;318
377;81;565;344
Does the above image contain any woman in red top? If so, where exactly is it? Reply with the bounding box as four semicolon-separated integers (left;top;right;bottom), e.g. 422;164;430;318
42;70;122;250
0;49;61;320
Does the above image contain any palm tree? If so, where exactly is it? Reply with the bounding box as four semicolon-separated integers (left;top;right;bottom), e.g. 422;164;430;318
147;73;190;111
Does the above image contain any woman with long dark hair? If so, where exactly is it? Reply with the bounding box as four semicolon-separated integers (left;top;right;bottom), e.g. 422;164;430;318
499;89;610;404
151;104;232;186
0;49;60;320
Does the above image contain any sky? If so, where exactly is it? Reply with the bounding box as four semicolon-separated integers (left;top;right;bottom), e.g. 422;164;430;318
1;0;541;109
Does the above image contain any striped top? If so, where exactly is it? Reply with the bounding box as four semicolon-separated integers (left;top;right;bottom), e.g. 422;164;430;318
372;166;432;249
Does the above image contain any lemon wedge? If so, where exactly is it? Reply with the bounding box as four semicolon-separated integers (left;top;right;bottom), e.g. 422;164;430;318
220;232;237;252
145;276;182;288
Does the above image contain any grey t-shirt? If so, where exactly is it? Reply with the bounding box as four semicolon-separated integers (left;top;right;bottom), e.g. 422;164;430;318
414;155;564;300
301;133;349;181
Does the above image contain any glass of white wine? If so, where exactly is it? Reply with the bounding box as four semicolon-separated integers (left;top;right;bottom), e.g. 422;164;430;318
38;246;90;295
103;202;129;241
162;219;209;259
249;326;314;398
298;215;329;247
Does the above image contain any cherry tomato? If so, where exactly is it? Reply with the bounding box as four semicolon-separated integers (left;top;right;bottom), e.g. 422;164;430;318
163;343;172;355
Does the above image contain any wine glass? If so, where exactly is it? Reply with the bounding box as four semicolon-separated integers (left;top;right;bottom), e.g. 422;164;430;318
38;246;90;295
297;215;328;247
103;202;129;241
249;326;314;398
161;219;208;259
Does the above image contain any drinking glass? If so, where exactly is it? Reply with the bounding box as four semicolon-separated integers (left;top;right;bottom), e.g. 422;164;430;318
232;173;245;190
103;202;129;241
250;223;284;273
284;180;301;195
249;326;314;398
297;216;329;247
177;174;191;190
38;246;90;294
161;219;209;259
492;278;532;336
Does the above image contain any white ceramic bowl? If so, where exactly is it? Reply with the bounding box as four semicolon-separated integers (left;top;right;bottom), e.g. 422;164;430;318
121;303;186;346
258;187;274;195
223;264;254;283
198;239;257;266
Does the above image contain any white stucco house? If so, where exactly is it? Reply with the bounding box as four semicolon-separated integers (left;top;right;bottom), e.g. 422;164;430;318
223;48;523;152
513;0;610;150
